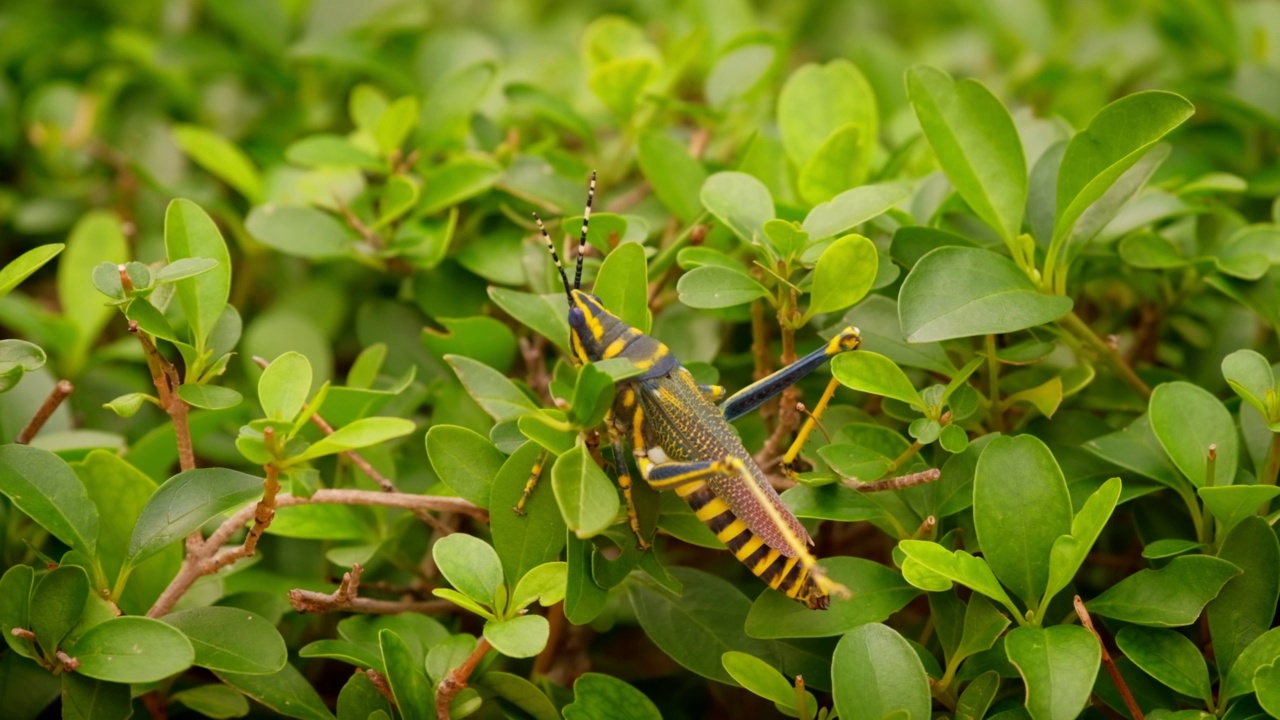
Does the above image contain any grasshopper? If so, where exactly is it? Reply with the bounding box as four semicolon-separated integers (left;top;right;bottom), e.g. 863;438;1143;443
524;173;860;610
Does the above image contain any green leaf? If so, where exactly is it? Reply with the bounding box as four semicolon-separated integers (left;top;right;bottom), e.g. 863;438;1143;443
68;616;194;683
245;204;352;260
832;350;922;407
569;363;615;429
336;671;393;719
290;417;415;463
378;629;432;719
1257;663;1280;717
1222;349;1276;421
177;384;243;410
906;65;1026;244
700;172;774;244
898;247;1073;342
565;534;608;625
1208;517;1280;679
488;288;571;355
722;651;798;709
563;673;663;720
974;435;1073;610
1084;414;1185;490
0;339;47;393
31;565;89;658
628;567;777;685
677;265;770;309
1054;92;1194;245
1224;628;1280;699
172;684;251;719
173;125;264;202
447;354;538;422
217;663;336;720
509;562;569;611
1044;477;1122;608
831;623;930;720
955;670;1000;720
425;425;504;507
155;257;219;284
1149;381;1239;488
745;556;919;639
166;199;232;350
637;131;707;223
0;244;62;298
485;614;550;658
588;57;657;120
778;60;877;172
552;445;620;539
1087;555;1241;626
162;607;287;675
1116;626;1211;702
802;183;910;242
952;594;1012;668
128;468;265;566
285;134;382;170
898;540;1020;616
58;212;128;373
60;672;133;720
0;445;98;555
595;243;649;331
1005;625;1100;720
491;443;568;585
798;124;869;205
805;234;877;319
1119;231;1192;269
474;671;560;720
433;533;504;605
373;96;418;155
0;565;35;658
1200;486;1280;533
258;351;312;422
420;156;502;215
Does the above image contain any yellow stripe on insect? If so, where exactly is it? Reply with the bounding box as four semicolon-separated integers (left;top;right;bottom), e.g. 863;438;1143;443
602;338;627;358
770;557;800;589
716;518;748;543
694;498;730;521
675;481;706;498
825;326;862;355
753;548;781;575
734;535;766;561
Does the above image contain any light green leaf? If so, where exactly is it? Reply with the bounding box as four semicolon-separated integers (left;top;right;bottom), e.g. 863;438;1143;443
551;445;620;538
700;172;774;244
778;60;877;171
432;533;504;605
58;212;128;373
290;417;415;463
490;442;568;583
374;97;418;155
898;247;1073;343
831;623;930;720
637;131;707;223
797;124;869;205
245;204;352;260
1149;381;1239;488
447;354;538;423
177;384;243;410
677;265;770;309
258;351;312;422
805;234;877;319
722;651;798;709
509;562;569;611
907;65;1026;244
173;125;264;202
1044;477;1122;608
832;350;922;407
588;57;657;121
425;425;504;507
1222;349;1276;420
802;183;909;242
155;257;219;284
378;630;431;720
484;614;550;658
1005;625;1100;720
31;565;89;659
595;243;649;332
1199;486;1280;533
1054;92;1194;245
0;244;63;298
165;199;232;350
898;540;1019;617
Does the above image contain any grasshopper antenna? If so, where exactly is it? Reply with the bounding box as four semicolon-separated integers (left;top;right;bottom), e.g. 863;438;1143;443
574;170;596;290
533;212;573;304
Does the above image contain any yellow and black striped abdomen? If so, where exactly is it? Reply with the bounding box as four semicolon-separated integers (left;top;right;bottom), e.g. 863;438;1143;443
676;480;829;610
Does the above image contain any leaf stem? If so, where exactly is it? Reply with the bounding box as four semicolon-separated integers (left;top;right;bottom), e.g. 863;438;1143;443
436;637;493;720
1177;484;1207;545
985;334;1002;432
15;379;73;445
1075;595;1144;720
1057;311;1151;399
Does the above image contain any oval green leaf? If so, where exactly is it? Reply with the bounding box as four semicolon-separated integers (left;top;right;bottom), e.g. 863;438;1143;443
551;445;620;539
68;616;195;683
832;623;930;720
162;606;288;675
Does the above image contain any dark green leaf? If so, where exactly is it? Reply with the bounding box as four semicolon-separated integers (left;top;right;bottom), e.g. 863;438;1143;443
0;444;98;554
217;663;336;720
172;684;252;719
491;442;567;584
128;468;265;566
31;565;89;659
378;629;432;719
1116;626;1211;702
1005;625;1100;720
1150;381;1239;488
1087;556;1241;626
831;623;930;720
162;606;288;675
745;556;919;638
1208;517;1280;679
563;673;663;720
425;424;504;507
60;672;132;720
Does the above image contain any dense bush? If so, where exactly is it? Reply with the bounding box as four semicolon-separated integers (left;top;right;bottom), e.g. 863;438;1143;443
2;1;1279;719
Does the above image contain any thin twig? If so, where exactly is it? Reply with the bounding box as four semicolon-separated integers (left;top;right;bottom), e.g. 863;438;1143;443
16;380;73;444
1075;595;1144;720
55;650;80;672
436;637;492;720
128;321;194;471
1059;311;1151;398
366;669;395;704
846;468;942;493
288;563;455;615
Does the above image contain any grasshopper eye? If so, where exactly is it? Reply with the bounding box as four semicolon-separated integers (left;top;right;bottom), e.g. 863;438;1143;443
568;307;585;327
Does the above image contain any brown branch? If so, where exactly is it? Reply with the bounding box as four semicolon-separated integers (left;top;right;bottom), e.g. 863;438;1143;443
366;669;395;705
287;564;455;615
1075;595;1144;720
55;650;80;672
128;321;194;471
436;637;492;720
16;380;73;444
846;468;942;493
533;602;566;677
11;628;35;642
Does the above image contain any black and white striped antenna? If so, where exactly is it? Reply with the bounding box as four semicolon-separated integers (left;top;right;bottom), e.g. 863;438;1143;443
574;170;596;290
533;212;573;304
